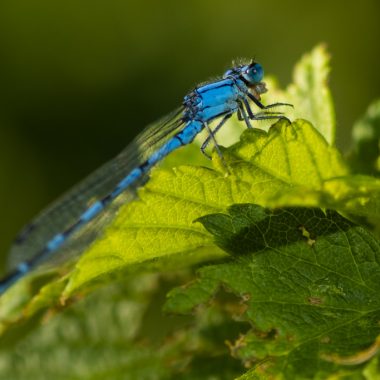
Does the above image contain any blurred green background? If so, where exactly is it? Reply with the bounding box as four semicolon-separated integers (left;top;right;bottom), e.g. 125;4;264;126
0;0;379;264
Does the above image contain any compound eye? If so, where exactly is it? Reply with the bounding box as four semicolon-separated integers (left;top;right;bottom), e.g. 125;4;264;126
246;63;264;83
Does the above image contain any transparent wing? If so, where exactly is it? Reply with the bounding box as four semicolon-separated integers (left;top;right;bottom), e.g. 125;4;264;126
7;107;185;270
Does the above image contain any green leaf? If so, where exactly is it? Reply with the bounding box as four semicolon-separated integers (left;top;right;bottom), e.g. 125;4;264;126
263;44;336;144
51;120;351;298
3;119;380;331
221;120;380;226
165;204;380;379
349;98;380;176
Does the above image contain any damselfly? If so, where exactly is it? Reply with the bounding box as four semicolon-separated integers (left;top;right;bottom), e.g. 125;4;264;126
0;60;290;294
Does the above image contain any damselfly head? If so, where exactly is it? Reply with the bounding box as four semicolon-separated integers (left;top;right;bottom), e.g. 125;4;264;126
241;62;264;84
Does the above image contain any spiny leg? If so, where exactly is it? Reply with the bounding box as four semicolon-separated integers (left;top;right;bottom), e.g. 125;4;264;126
247;92;293;110
242;98;255;119
262;102;293;110
242;98;287;125
201;113;232;159
238;102;253;129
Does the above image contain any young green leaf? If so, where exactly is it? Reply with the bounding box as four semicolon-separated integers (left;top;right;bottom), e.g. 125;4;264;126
263;44;336;144
219;120;380;225
165;204;380;379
